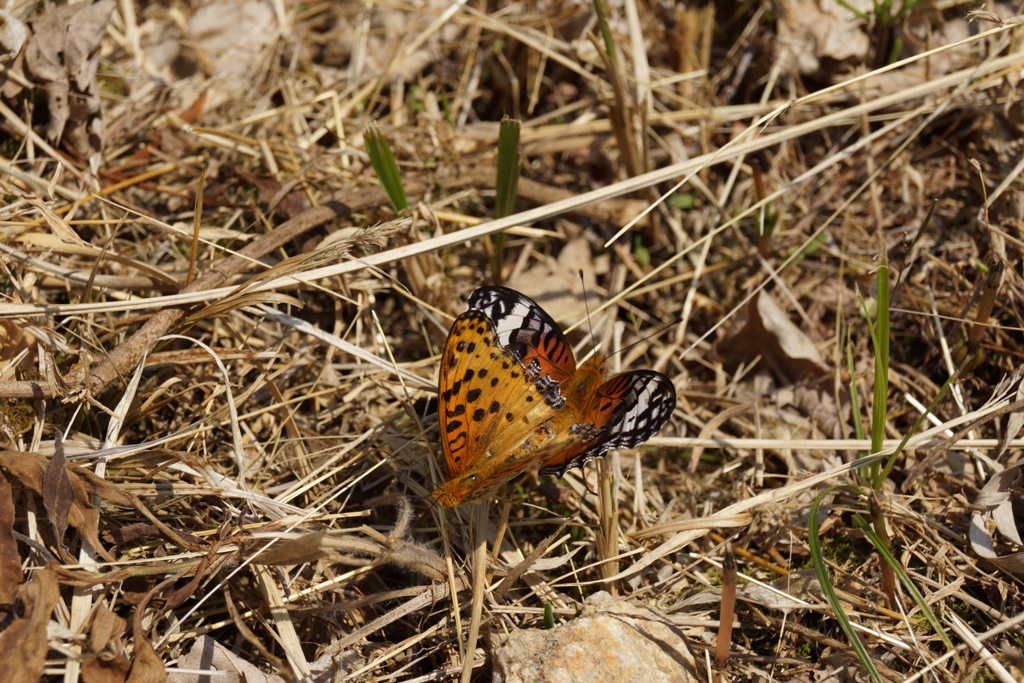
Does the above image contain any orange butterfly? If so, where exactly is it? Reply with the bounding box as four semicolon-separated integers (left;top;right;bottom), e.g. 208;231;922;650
433;286;676;507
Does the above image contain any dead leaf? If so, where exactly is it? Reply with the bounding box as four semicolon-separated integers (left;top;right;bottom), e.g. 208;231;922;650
969;461;1024;577
492;524;579;599
0;9;27;57
234;169;309;219
127;621;166;683
0;472;22;605
22;0;115;156
0;566;60;683
327;1;461;85
169;635;288;683
675;568;822;613
177;90;208;124
775;0;870;75
793;377;850;440
185;0;277;112
0;9;29;99
43;433;75;551
88;606;128;654
717;291;827;383
161;552;215;611
82;654;131;683
506;237;599;325
28;197;91;247
1;450;118;561
996;373;1024;460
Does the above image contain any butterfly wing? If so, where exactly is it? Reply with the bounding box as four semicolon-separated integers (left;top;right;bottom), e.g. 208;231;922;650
539;370;676;476
467;287;577;385
435;286;674;506
435;306;586;506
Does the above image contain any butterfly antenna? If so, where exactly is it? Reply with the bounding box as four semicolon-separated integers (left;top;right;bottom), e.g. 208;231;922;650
578;270;680;362
579;269;600;356
614;318;679;361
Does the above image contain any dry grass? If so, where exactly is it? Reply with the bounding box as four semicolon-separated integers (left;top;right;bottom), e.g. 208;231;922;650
2;1;1024;681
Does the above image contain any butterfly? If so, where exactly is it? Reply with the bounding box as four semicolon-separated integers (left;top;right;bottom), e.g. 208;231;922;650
433;286;676;507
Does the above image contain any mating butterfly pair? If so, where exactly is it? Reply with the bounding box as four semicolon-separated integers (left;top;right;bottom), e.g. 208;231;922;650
433;286;676;507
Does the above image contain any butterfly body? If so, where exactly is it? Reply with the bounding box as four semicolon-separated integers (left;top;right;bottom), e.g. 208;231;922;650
434;287;676;507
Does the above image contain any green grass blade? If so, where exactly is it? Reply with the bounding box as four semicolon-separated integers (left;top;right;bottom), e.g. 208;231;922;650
834;0;870;19
870;261;890;482
808;488;883;683
878;370;957;482
592;0;617;62
852;514;961;666
364;123;408;212
495;116;520;219
859;260;891;486
490;116;521;282
847;337;866;446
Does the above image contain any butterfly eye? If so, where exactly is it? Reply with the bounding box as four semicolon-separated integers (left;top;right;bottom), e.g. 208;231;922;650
468;474;478;482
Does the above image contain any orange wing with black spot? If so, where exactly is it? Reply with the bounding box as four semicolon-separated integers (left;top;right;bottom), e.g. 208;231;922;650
433;287;675;507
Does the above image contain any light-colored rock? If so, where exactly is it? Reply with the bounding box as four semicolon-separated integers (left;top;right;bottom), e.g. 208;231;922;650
493;591;701;683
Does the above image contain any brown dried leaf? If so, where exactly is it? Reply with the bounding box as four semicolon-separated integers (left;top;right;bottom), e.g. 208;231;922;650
0;472;22;605
28;197;91;247
234;169;309;219
127;624;166;683
0;50;27;99
675;568;822;613
717;291;827;383
23;0;114;155
493;524;578;599
43;434;75;550
0;566;60;683
82;655;131;683
0;9;29;99
88;606;128;654
506;237;599;324
776;0;870;75
0;9;27;57
170;635;287;683
161;554;215;611
185;0;277;111
969;461;1024;577
1;450;119;561
996;374;1024;459
792;378;850;440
